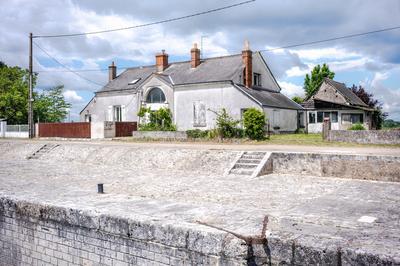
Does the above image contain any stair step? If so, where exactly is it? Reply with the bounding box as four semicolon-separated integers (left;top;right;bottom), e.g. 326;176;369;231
233;163;258;169
230;168;254;176
242;154;264;160
237;158;262;164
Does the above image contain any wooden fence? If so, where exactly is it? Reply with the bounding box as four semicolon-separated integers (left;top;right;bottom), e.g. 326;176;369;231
38;122;91;138
115;122;137;137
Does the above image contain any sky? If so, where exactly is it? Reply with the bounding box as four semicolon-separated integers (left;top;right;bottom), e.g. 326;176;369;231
1;0;400;121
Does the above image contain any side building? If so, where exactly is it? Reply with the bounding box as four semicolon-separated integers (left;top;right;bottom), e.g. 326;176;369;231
80;41;303;132
302;78;375;133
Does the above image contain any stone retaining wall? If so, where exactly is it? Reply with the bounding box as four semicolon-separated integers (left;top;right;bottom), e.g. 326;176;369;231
0;197;247;265
131;131;187;140
327;129;400;144
270;152;400;182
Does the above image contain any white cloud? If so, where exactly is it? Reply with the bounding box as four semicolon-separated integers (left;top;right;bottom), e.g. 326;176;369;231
63;90;83;103
278;81;304;98
291;47;360;61
361;72;400;120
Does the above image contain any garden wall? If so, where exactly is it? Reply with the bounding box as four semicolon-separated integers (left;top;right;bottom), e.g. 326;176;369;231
131;131;187;140
327;130;400;144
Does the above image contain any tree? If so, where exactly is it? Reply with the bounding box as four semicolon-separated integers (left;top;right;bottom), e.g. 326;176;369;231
34;85;71;122
291;96;304;104
304;64;335;97
350;84;387;129
0;61;70;124
0;61;36;124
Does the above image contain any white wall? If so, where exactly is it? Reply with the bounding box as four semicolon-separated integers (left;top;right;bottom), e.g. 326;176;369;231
263;108;298;132
174;83;261;130
81;92;138;123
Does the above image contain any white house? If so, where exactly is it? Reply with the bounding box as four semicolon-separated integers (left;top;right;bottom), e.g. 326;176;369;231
302;78;375;133
80;41;303;132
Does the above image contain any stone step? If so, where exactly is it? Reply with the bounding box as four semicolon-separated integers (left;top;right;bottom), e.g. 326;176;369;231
229;168;254;176
241;154;264;160
237;158;262;164
233;163;259;169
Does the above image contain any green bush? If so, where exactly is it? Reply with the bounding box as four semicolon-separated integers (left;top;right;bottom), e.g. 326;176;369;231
243;108;265;140
137;107;176;131
186;129;209;138
212;108;241;139
348;123;365;130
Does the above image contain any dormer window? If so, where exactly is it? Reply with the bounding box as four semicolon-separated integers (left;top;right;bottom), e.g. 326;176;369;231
253;73;261;86
128;78;141;85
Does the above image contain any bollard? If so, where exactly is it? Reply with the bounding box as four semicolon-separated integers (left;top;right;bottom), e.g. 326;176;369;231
97;183;104;194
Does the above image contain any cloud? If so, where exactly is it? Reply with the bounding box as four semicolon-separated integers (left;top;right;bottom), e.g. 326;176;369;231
63;90;83;103
360;72;400;120
278;81;304;98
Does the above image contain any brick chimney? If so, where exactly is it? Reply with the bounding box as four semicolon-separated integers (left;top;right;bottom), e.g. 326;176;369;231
108;61;116;81
242;40;252;88
156;50;169;72
191;43;201;68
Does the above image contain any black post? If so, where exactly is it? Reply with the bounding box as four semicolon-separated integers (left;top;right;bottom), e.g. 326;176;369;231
28;33;34;138
97;183;104;194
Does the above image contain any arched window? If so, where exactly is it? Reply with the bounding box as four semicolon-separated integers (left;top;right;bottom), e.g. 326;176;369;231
146;87;166;103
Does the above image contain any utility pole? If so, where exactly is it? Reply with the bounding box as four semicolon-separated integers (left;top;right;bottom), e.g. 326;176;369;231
28;33;34;138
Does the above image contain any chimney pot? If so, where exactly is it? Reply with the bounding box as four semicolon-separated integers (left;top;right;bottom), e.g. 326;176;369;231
191;43;201;68
156;50;169;72
108;61;117;81
242;40;252;88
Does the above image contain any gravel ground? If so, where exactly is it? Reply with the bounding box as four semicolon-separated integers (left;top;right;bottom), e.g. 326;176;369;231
1;140;399;260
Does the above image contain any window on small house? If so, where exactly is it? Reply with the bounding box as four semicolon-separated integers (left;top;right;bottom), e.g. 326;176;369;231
331;112;338;123
309;112;316;124
113;105;122;122
317;112;323;123
341;113;363;124
351;114;363;124
253;73;261;86
146;87;166;103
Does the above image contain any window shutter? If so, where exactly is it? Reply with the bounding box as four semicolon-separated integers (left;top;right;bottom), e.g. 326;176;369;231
107;106;113;121
121;105;126;121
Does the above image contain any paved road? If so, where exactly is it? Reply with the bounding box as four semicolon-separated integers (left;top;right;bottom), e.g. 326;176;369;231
2;138;399;156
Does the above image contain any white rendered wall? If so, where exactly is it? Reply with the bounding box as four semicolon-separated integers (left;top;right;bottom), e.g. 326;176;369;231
174;83;261;130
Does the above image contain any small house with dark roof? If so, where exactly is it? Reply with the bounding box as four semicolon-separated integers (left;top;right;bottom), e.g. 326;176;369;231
301;78;375;133
80;41;303;132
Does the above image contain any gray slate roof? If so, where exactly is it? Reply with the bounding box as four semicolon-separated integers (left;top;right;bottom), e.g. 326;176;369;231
236;85;303;110
324;78;368;107
98;54;243;93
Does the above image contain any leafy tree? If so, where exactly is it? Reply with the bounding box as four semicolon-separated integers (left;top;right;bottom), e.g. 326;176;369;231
0;61;36;124
350;85;387;129
0;61;70;124
382;119;400;129
304;64;335;97
34;85;71;122
243;108;265;140
291;96;304;104
137;107;176;131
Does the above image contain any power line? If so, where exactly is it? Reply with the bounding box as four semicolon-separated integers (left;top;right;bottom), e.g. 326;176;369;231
34;25;400;74
33;0;256;38
33;41;104;87
258;25;400;52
